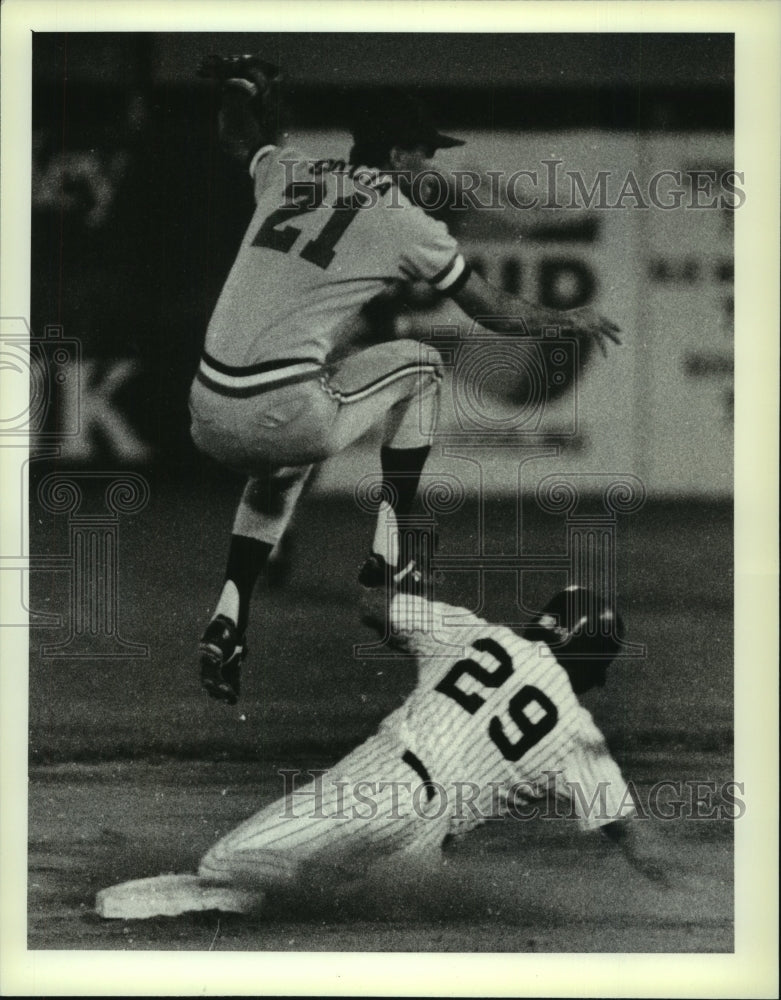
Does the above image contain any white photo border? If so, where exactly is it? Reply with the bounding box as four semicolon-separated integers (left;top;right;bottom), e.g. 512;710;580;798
1;1;778;996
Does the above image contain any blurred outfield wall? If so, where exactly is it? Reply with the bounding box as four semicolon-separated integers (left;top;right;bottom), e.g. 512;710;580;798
291;128;734;498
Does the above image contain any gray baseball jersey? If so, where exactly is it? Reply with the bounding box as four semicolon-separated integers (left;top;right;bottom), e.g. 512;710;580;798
203;145;468;369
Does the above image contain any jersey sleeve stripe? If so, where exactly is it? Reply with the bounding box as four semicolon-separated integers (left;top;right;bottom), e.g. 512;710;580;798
247;144;277;179
442;259;472;296
430;253;467;291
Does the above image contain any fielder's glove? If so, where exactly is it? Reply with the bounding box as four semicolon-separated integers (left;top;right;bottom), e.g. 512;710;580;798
198;53;281;100
202;654;243;706
198;54;283;158
562;305;622;357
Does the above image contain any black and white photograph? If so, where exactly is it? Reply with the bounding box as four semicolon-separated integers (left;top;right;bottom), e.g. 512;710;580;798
0;1;777;996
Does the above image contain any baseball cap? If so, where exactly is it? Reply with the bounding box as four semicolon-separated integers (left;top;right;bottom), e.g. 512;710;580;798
349;88;465;154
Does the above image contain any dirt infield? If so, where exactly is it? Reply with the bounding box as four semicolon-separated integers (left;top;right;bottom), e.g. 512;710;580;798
29;756;733;953
23;490;735;957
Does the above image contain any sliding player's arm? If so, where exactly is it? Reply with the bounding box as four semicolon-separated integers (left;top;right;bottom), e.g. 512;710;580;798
601;817;674;888
360;587;441;653
557;723;672;887
359;583;480;668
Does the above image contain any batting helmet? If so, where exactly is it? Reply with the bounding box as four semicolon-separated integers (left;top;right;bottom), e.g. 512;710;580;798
524;586;623;682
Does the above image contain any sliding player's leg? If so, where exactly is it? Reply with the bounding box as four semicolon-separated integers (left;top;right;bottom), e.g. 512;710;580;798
197;732;442;893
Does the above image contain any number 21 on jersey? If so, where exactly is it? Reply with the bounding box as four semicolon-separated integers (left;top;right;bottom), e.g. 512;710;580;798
253;179;370;271
434;638;558;762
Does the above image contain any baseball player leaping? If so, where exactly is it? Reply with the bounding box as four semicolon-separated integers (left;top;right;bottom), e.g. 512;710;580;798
190;56;621;705
96;583;667;920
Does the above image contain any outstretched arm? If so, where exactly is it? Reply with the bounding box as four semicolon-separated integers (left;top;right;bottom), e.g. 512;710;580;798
199;55;282;166
359;569;432;650
450;268;622;356
601;817;673;887
217;86;269;165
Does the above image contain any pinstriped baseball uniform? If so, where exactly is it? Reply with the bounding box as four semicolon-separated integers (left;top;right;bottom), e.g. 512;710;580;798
198;595;634;889
381;594;634;833
189;145;467;474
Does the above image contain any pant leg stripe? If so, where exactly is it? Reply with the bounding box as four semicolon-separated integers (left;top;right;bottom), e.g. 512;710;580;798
402;750;436;803
325;362;441;404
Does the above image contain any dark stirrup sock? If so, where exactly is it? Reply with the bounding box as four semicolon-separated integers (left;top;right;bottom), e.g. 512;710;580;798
379;445;431;518
223;535;273;634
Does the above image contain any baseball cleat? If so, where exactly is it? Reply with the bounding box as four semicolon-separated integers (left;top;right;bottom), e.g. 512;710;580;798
358;553;428;595
199;614;246;705
358;552;393;589
392;558;431;599
95;874;259;920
